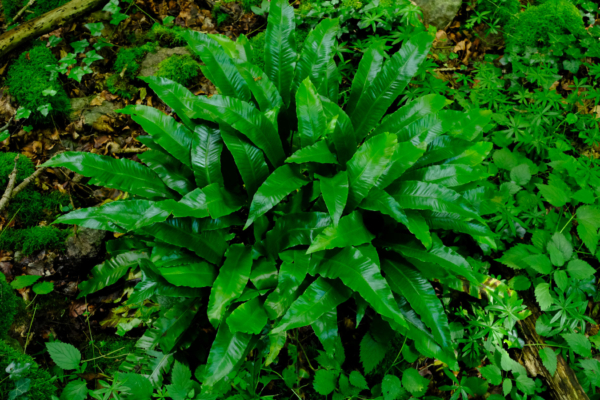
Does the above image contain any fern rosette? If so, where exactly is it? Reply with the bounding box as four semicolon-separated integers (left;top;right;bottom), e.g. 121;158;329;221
46;0;501;387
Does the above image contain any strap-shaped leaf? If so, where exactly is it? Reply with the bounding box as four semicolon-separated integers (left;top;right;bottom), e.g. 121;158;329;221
382;258;451;348
140;76;202;128
403;164;490;188
155;298;200;352
307;211;375;254
159;262;217;288
285;141;337;164
424;211;493;237
412;136;472;168
220;125;269;197
317;171;348;226
264;212;332;258
351;31;433;141
317;58;341;103
264;250;311;319
264;0;297;106
189;95;285;167
191;123;224;188
183;31;251;102
139;150;196;196
397;113;445;145
387;181;481;221
202;183;245;219
169;189;209;219
346;132;397;211
359;188;431;248
235;61;283;112
130;259;200;304
373;94;447;137
315;246;409;331
272;277;351;333
381;234;480;285
321;98;357;165
137;218;228;265
208;33;250;61
441;141;493;166
227;297;268;334
245;164;310;229
54;200;172;232
207;244;253;326
440;108;492;141
204;320;256;387
345;40;386;116
296;77;327;148
78;251;148;297
376;140;426;189
119;105;194;167
42;152;175;200
292;18;340;93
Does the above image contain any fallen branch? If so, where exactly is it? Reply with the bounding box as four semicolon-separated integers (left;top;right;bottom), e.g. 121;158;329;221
13;0;36;21
518;298;589;400
11;166;46;197
0;155;20;213
0;0;105;58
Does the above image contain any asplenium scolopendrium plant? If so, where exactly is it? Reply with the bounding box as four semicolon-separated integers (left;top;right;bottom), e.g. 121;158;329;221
45;0;499;388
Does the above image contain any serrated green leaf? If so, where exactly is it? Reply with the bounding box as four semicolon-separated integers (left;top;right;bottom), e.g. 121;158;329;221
382;374;405;400
479;364;502;385
46;342;81;370
10;275;40;289
360;332;387;375
534;282;553;311
59;379;88;400
567;259;595;280
402;368;428;398
563;332;592;358
540;347;557;376
313;369;337;395
32;281;54;295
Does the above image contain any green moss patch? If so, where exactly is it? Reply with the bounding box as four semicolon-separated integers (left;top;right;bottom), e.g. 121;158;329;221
0;152;34;188
156;54;201;86
2;0;69;23
0;340;58;400
0;226;68;255
6;46;71;124
506;0;586;49
146;23;187;47
113;42;156;80
0;275;18;338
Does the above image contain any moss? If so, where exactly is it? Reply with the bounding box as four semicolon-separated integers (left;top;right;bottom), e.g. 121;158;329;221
0;152;34;188
341;0;363;8
477;0;520;25
0;275;18;338
0;340;58;400
0;226;67;255
156;54;201;86
506;0;586;49
6;46;71;125
2;0;69;23
106;74;137;99
113;43;156;80
146;23;187;47
8;190;69;227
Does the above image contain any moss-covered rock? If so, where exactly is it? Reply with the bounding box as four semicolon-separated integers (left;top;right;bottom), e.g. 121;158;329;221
113;43;156;80
146;23;187;47
6;46;71;125
506;0;585;49
0;226;68;255
106;74;137;100
2;0;69;22
0;274;18;338
0;340;58;400
156;54;201;86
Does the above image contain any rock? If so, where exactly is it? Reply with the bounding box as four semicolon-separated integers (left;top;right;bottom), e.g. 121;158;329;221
66;227;106;260
412;0;461;29
70;95;119;127
138;47;191;78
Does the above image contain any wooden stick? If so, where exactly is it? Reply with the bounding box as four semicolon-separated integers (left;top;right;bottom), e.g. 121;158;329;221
11;166;46;197
0;0;105;58
13;0;37;21
0;155;20;213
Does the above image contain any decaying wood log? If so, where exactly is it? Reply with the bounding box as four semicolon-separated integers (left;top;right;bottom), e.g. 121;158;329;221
518;300;589;400
0;0;105;58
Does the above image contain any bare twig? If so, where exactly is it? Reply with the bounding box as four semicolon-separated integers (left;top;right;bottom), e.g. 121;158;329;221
0;155;20;213
0;117;14;132
13;0;36;21
11;166;45;197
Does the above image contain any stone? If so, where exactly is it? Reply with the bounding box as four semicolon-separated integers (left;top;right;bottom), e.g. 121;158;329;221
138;47;191;78
66;227;106;260
70;95;118;127
412;0;461;29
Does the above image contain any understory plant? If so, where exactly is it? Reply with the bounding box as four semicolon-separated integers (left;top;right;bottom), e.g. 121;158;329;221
46;0;506;395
